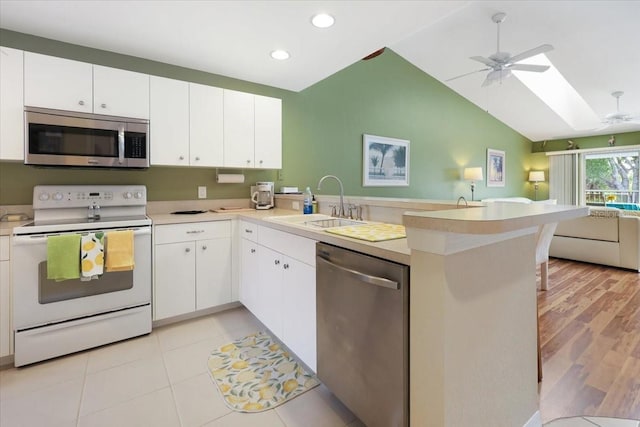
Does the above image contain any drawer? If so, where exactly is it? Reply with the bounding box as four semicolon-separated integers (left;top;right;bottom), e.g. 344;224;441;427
0;236;9;261
240;221;258;242
154;221;231;244
258;225;316;267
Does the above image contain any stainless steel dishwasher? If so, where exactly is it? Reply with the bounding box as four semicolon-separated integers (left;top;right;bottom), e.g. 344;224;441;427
316;242;409;427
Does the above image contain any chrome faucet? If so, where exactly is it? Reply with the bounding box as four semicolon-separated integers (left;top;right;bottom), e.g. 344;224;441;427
457;196;468;208
317;175;346;218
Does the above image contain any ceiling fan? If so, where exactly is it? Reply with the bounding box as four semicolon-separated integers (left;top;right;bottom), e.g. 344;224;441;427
447;12;554;87
601;91;640;125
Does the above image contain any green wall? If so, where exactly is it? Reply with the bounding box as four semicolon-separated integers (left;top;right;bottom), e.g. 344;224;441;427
1;29;531;205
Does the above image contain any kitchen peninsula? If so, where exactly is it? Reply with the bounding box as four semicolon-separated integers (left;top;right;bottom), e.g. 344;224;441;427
403;203;588;427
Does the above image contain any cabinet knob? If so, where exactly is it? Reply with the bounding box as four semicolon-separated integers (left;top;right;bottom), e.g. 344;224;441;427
78;100;85;106
274;259;280;265
195;156;200;161
185;247;191;253
246;160;251;164
250;248;256;253
259;160;263;165
179;155;184;160
101;103;107;108
202;245;207;250
283;263;289;270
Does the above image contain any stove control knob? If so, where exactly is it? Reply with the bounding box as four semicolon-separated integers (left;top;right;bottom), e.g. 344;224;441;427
39;192;50;201
134;191;143;199
53;192;64;201
123;192;133;199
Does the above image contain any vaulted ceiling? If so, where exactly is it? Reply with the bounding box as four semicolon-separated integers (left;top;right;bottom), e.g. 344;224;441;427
1;0;639;141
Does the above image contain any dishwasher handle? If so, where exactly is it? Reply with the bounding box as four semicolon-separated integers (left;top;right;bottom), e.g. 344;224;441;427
317;256;399;290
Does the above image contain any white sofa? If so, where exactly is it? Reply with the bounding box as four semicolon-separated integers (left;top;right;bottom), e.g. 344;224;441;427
549;207;640;271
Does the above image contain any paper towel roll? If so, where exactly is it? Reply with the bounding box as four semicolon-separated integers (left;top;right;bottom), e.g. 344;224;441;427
216;173;245;183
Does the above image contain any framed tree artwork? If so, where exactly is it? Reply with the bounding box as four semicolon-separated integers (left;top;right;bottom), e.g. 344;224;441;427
363;134;410;187
487;148;506;187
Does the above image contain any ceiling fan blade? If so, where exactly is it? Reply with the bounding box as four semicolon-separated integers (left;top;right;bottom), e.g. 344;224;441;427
481;76;495;87
509;44;554;64
507;64;550;72
470;56;499;67
445;67;491;82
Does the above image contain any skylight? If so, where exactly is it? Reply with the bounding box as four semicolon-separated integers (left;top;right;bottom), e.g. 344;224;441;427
513;54;600;130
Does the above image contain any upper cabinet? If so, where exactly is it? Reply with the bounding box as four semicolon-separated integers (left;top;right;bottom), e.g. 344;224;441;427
224;90;282;169
24;52;149;119
189;83;224;167
149;76;190;166
0;46;24;161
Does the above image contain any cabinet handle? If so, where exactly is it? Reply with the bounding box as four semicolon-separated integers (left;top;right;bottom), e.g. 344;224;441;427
250;248;256;253
202;245;207;250
187;230;204;234
244;229;253;234
185;247;191;253
274;259;280;265
78;100;85;106
179;155;184;160
283;263;289;270
101;103;107;108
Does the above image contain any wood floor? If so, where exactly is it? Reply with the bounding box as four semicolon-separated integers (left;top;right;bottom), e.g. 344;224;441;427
538;257;640;423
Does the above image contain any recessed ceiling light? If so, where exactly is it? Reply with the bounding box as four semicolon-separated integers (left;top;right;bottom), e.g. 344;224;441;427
311;13;335;28
270;50;290;60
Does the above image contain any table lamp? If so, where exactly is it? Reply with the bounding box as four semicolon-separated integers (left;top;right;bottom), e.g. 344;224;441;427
463;167;483;201
529;171;545;200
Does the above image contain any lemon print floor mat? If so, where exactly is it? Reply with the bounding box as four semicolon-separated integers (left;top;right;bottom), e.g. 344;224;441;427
208;331;319;412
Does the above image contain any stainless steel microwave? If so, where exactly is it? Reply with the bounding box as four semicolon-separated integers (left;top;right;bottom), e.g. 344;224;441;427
25;107;149;168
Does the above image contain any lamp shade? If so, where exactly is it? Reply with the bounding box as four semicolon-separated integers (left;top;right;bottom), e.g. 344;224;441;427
463;167;483;181
528;171;545;182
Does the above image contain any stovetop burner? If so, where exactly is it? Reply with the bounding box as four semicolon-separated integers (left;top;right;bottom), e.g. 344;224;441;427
14;215;151;235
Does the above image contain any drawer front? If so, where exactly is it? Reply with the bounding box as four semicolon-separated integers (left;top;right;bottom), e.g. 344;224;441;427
0;236;9;261
155;221;231;244
240;221;258;242
258;225;315;267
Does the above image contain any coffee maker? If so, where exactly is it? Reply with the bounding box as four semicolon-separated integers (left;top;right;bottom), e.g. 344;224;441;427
250;181;275;210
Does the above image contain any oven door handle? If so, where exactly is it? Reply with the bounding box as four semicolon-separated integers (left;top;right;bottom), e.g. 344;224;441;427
118;126;125;165
13;227;151;245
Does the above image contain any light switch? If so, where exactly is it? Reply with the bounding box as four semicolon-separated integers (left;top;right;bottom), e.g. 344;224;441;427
198;186;207;199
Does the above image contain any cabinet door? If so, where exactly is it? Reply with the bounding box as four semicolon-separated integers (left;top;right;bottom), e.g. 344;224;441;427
150;76;189;166
196;237;232;310
154;242;196;320
257;245;283;338
223;89;254;168
240;238;260;315
190;83;223;167
281;256;316;371
254;95;282;169
0;46;24;161
0;258;10;357
93;65;149;119
24;52;92;113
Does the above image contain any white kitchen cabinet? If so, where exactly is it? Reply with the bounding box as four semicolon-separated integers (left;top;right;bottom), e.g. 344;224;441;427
24;52;93;113
222;90;282;169
149;76;190;166
257;245;285;338
189;83;224;167
223;89;255;168
153;221;232;320
239;237;260;316
24;52;150;119
93;65;149;119
254;95;282;169
0;46;24;161
0;236;12;358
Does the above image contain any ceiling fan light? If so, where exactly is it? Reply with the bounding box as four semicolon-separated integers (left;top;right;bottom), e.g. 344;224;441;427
487;69;511;81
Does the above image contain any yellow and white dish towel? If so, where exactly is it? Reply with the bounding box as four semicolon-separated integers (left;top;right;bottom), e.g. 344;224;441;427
81;232;104;279
105;230;134;272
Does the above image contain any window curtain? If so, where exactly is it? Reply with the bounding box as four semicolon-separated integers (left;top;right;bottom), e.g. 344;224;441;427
549;153;578;205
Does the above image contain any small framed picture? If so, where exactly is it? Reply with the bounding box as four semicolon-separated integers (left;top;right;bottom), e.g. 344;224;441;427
487;148;506;187
363;134;410;187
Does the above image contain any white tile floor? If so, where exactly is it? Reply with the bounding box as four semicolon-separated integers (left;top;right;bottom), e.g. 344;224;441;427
0;307;362;427
1;306;638;427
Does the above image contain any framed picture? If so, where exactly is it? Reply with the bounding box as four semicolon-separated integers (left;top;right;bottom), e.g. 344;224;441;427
363;134;410;187
487;148;506;187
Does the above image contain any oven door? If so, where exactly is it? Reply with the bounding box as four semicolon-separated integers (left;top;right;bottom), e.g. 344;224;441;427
12;226;151;330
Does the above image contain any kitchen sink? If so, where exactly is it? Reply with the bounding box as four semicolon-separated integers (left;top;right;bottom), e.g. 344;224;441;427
265;214;333;224
265;214;366;229
304;218;366;228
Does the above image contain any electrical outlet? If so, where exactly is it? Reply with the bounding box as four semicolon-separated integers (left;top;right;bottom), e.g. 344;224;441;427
198;186;207;199
292;201;300;210
277;170;284;181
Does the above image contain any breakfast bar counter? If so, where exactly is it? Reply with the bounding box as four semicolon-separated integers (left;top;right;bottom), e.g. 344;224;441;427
403;203;588;427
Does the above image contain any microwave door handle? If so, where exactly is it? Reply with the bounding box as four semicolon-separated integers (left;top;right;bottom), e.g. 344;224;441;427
118;127;125;164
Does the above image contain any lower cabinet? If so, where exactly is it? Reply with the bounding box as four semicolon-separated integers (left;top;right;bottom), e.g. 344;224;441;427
239;222;317;371
0;236;11;358
154;221;231;320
